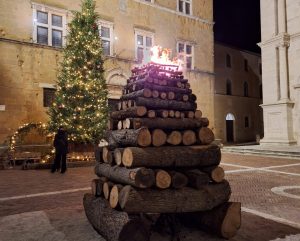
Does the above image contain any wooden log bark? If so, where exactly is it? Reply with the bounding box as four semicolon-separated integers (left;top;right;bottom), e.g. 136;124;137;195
147;110;156;118
114;148;124;166
199;117;209;127
169;171;188;189
91;178;106;197
83;194;151;241
166;131;182;145
151;129;167;147
128;118;207;130
156;110;169;118
185;170;211;189
110;184;123;209
108;119;119;130
103;181;114;200
198;127;215;145
95;163;155;188
168;110;175;118
182;130;196;146
179;202;241;239
103;147;114;164
122;101;128;110
135;97;197;111
110;107;147;120
121;89;152;100
95;146;103;163
118;181;231;213
106;128;152;148
122;145;221;168
202;166;225;183
117;102;122;111
194;110;202;119
130;81;192;94
155;169;171;189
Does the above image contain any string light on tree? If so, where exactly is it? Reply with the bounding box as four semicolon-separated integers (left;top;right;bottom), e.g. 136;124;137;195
47;0;108;144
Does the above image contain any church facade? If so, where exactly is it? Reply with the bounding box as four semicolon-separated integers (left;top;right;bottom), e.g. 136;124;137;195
259;0;300;145
0;0;214;144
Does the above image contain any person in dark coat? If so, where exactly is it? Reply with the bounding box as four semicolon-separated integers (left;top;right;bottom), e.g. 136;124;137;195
51;126;68;173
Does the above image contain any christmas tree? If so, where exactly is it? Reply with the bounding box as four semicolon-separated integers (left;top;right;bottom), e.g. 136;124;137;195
48;0;108;144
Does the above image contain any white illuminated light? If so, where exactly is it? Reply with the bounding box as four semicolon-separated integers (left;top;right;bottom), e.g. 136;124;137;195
114;36;118;40
33;18;37;22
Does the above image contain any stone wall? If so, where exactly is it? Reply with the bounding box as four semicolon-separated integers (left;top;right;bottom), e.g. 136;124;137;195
0;0;214;144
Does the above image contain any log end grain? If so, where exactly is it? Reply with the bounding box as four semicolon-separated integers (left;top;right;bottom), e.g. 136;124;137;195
182;130;196;146
152;129;167;147
166;131;182;146
138;128;152;147
155;170;172;189
221;202;241;239
198;127;215;145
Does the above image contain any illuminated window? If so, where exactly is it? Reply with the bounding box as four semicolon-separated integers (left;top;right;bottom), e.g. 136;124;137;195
178;0;192;15
32;3;67;47
135;29;154;64
99;20;114;56
177;42;194;70
43;88;56;107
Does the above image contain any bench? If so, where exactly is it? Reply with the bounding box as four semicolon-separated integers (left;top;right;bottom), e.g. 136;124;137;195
7;151;41;169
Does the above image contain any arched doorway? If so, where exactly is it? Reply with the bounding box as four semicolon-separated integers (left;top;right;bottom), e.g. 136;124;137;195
226;113;235;142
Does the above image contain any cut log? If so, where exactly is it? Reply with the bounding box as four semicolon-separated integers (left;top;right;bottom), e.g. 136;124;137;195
121;89;152;100
168;110;175;118
182;130;197;146
127;99;134;108
152;90;159;98
95;163;155;188
114;148;124;166
156;110;169;118
135;97;197;111
183;111;195;119
110;107;147;120
118;181;231;213
199;117;209;127
202;166;225;183
103;147;113;164
151;129;167;147
83;194;150;241
185;169;211;189
117;121;123;130
160;92;167;100
169;171;188;189
117;102;122;111
147;110;156;118
189;94;197;102
110;184;123;209
103;181;114;200
122;119;132;129
198;127;215;145
166;131;182;145
182;94;189;102
180;112;185;119
174;111;181;118
108;119;119;130
122;145;221;168
179;202;241;239
91;178;106;197
122;101;128;110
129;118;207;130
129;81;192;94
155;169;172;189
106;128;152;148
194;110;202;119
167;91;175;100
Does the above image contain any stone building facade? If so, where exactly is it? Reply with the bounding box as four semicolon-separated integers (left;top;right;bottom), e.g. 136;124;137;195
214;42;263;143
0;0;214;144
259;0;300;145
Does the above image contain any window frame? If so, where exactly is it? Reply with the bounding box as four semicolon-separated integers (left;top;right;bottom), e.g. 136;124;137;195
43;88;56;108
32;3;67;47
134;29;154;64
99;20;114;56
177;0;192;15
177;41;194;70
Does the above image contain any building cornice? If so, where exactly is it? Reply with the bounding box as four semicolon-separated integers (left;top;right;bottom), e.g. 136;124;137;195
133;0;214;25
258;33;290;48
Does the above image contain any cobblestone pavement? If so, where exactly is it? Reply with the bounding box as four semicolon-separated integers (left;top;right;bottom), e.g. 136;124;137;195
0;153;300;241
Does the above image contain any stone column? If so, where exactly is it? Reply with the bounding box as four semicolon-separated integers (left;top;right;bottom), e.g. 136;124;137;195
278;0;287;33
279;40;290;101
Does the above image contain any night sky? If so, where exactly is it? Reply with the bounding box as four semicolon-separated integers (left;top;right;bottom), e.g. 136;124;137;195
214;0;261;53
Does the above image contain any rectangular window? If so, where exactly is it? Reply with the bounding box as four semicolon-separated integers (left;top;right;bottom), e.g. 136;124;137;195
135;29;154;64
33;4;66;47
178;0;192;15
99;20;114;56
244;59;248;72
43;88;56;107
177;42;194;70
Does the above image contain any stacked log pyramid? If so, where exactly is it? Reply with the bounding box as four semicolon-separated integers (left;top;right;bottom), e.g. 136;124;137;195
83;63;241;241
